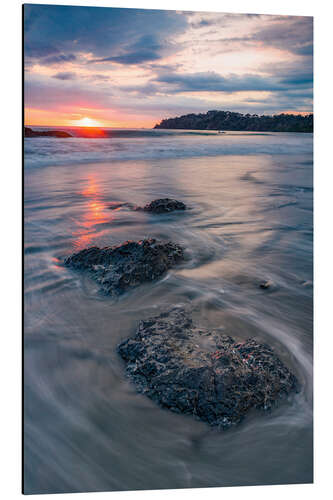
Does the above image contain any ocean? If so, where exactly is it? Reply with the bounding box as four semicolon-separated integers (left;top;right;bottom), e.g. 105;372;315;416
24;128;313;493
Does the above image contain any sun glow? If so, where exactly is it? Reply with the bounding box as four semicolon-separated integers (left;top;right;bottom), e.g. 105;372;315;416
73;117;103;127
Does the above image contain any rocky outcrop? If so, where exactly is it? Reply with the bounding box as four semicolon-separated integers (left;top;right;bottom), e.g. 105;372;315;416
143;198;186;213
260;280;274;289
118;308;299;428
108;198;186;214
64;239;184;295
24;127;72;138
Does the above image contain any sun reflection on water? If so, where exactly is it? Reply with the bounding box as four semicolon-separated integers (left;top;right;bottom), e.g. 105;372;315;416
72;175;110;249
75;126;107;138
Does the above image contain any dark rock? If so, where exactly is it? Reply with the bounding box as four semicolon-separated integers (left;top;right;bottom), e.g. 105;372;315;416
108;202;138;211
260;280;273;289
143;198;186;213
118;308;299;428
24;127;72;138
107;199;186;213
64;238;184;295
300;280;313;288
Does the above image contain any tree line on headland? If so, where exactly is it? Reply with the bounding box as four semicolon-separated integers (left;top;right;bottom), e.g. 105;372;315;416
154;110;313;133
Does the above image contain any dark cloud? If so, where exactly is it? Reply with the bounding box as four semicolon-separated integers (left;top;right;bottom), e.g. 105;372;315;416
154;71;282;93
24;43;59;58
121;83;160;96
211;16;313;57
43;54;77;65
189;12;264;29
122;65;313;113
89;74;110;82
252;16;313;55
95;50;160;65
279;72;313;86
24;5;187;66
191;19;216;29
53;72;77;80
144;62;182;73
261;59;313;88
294;43;313;56
90;35;169;65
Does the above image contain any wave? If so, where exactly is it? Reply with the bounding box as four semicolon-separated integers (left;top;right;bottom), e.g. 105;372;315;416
24;129;313;168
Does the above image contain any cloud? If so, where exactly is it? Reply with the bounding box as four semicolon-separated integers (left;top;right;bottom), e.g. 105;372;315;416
201;15;313;58
24;43;59;58
154;71;283;93
252;16;313;55
121;62;313;114
224;16;313;56
24;5;187;66
94;51;160;65
25;76;112;111
188;12;263;29
121;82;160;96
261;59;313;88
191;18;217;29
53;72;77;80
89;74;110;82
43;54;77;65
24;6;313;121
25;72;312;123
90;35;167;65
294;43;313;56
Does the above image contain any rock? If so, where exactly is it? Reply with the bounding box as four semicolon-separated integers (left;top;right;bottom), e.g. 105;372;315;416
107;199;186;213
260;280;273;289
118;308;299;428
300;280;313;288
24;127;72;138
143;198;186;213
108;202;129;210
108;202;138;211
64;238;184;295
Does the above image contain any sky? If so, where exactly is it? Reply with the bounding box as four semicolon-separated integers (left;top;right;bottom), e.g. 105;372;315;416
24;5;313;128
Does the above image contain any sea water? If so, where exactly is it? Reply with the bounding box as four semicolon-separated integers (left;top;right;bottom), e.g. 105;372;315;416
24;129;313;493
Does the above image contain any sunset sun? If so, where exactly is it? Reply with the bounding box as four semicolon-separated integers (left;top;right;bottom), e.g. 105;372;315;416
74;117;102;127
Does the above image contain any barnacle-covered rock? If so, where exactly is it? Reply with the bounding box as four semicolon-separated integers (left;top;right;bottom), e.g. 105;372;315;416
64;238;184;296
118;308;299;428
142;198;186;213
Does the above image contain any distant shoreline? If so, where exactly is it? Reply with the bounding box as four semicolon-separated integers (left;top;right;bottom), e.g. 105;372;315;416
154;110;313;133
